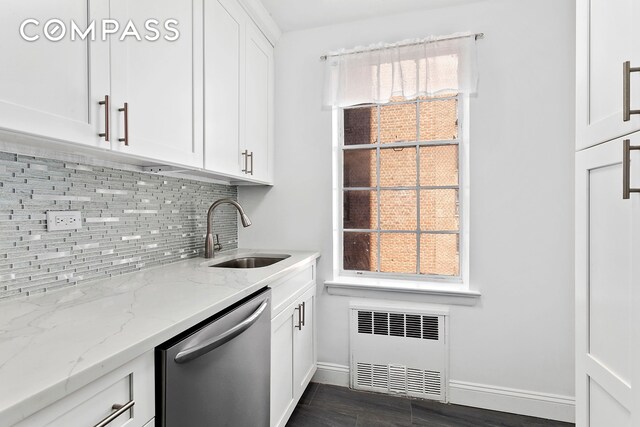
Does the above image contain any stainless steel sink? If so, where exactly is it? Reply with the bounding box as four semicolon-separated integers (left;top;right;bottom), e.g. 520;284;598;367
209;255;290;269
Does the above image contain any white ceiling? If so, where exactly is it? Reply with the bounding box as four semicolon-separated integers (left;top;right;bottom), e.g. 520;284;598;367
261;0;486;32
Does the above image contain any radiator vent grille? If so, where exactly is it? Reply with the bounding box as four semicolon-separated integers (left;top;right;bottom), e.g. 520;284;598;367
356;363;442;397
357;310;372;334
351;307;447;402
357;311;439;340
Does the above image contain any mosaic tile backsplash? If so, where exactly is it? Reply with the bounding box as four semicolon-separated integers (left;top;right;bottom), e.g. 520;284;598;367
0;151;238;300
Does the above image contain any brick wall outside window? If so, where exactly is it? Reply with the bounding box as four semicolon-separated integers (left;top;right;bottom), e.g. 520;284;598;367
342;96;461;278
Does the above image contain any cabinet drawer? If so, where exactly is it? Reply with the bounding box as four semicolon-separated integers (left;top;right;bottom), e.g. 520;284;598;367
16;351;154;427
270;264;314;318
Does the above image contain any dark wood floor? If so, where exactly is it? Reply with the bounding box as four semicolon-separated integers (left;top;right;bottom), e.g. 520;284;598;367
286;383;574;427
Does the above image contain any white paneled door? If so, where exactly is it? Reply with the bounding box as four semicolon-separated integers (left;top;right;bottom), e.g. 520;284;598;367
293;288;316;399
576;135;640;426
0;0;110;148
271;302;296;427
204;0;245;177
576;0;640;150
244;21;274;183
109;0;203;167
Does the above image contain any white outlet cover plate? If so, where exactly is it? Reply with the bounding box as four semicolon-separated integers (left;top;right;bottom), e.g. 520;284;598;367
47;211;82;231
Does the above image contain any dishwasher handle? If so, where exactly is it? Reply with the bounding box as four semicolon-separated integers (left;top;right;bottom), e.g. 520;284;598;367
174;298;269;364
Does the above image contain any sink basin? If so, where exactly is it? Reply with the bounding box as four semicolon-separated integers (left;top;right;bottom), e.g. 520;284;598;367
209;255;290;269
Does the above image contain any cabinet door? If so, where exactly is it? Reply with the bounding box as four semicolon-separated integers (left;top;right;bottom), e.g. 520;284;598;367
110;0;203;167
0;0;110;148
203;0;245;177
244;22;274;183
576;0;640;150
271;304;297;427
293;287;317;398
575;135;640;425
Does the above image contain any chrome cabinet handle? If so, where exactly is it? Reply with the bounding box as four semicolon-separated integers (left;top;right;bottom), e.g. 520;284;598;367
118;103;129;146
240;150;254;175
241;150;249;174
623;61;640;121
295;304;303;330
301;301;306;327
623;139;640;199
93;400;135;427
98;95;110;142
174;299;269;364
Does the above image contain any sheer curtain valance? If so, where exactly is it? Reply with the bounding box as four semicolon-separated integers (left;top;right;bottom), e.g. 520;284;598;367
322;33;479;108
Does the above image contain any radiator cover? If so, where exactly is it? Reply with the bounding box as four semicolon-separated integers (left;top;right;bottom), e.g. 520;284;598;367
350;304;448;402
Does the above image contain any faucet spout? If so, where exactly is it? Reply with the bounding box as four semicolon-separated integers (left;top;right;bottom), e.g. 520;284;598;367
205;198;252;259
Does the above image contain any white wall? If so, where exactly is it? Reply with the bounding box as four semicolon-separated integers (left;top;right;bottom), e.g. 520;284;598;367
240;0;575;420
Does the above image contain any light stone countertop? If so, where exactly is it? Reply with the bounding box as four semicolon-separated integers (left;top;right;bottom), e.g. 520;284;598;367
0;248;320;426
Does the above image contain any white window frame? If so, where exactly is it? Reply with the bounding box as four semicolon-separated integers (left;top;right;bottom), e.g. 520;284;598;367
331;95;470;288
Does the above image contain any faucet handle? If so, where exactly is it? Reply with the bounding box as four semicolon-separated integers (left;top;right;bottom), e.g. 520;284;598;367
214;234;222;252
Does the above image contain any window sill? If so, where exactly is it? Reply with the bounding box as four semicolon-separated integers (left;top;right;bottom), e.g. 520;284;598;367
325;276;481;306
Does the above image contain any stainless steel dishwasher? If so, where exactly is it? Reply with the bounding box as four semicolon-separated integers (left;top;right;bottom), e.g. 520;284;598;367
156;288;271;427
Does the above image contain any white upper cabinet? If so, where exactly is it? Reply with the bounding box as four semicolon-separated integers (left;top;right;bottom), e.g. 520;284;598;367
244;21;274;183
204;0;245;178
0;0;275;182
576;0;640;150
0;0;110;149
204;1;274;184
109;0;204;168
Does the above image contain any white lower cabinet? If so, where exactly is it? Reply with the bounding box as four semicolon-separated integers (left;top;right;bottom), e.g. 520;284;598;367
575;134;640;425
16;351;154;427
270;266;317;427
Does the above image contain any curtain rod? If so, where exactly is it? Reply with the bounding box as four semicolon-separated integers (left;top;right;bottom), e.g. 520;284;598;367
319;32;484;61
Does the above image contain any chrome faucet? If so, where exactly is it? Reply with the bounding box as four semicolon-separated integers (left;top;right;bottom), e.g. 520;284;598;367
205;198;252;258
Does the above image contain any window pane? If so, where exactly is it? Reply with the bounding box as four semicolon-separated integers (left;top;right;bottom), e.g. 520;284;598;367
419;98;458;141
420;189;459;231
344;149;376;188
344;106;378;145
344;190;377;230
380;147;416;187
380;190;417;230
380;103;417;143
420;233;459;276
419;145;458;187
380;233;417;274
344;232;378;271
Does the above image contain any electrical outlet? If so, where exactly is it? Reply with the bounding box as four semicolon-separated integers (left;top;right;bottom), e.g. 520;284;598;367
47;211;82;231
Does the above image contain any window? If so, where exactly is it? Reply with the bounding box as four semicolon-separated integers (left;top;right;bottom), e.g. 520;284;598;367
340;95;463;280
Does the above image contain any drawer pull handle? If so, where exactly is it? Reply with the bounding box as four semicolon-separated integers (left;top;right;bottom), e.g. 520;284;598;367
301;301;306;327
93;400;135;427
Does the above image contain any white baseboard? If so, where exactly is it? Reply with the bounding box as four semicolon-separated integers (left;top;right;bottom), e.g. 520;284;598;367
449;380;575;423
312;362;350;387
312;362;575;423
